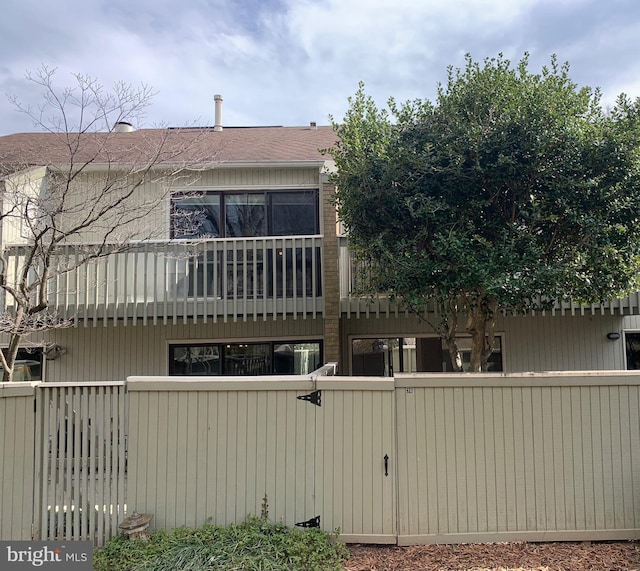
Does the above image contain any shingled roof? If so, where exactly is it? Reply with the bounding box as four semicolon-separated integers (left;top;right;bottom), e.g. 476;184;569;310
0;126;337;168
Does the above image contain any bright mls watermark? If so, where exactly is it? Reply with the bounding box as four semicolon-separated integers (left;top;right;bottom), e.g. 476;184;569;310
0;542;92;570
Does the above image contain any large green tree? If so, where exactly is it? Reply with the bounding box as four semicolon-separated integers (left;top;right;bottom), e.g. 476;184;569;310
330;54;640;372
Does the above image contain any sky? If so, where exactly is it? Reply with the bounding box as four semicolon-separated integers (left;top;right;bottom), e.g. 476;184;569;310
1;0;640;135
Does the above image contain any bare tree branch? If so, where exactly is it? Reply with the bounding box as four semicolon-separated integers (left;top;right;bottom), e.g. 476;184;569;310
0;67;215;381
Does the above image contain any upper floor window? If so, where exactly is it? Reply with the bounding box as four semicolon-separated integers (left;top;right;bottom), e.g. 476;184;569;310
171;190;319;239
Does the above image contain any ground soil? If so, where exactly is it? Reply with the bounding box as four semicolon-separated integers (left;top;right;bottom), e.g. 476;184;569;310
344;541;640;570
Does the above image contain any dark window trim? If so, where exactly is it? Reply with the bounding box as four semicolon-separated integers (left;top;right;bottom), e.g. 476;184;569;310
169;340;323;376
624;330;640;370
171;189;320;239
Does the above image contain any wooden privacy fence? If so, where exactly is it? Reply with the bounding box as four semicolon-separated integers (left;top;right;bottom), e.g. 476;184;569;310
1;372;639;545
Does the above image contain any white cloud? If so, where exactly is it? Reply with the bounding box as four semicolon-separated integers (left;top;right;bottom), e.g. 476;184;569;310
1;0;639;133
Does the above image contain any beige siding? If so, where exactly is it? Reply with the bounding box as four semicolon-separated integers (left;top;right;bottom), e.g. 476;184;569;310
315;378;396;543
127;378;318;530
0;384;36;540
46;167;322;244
395;373;640;544
1;167;48;245
193;168;321;191
126;376;397;540
22;318;322;382
342;313;627;373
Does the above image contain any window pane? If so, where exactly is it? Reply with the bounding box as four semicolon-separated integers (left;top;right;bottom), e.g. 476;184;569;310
223;343;271;375
169;345;220;375
0;347;44;381
351;338;399;376
626;332;640;369
443;337;503;372
171;193;221;238
274;342;321;374
270;191;318;235
225;194;266;237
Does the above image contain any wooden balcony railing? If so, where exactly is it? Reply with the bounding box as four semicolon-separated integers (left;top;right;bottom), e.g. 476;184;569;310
338;236;640;317
4;237;323;324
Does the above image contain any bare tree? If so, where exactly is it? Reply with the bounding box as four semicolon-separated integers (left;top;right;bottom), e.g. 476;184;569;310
0;68;214;381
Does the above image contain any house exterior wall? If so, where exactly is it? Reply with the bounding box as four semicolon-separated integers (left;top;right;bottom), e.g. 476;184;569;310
1;167;48;245
22;318;323;382
52;166;324;244
341;313;628;374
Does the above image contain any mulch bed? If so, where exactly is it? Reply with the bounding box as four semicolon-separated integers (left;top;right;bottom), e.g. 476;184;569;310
345;541;640;571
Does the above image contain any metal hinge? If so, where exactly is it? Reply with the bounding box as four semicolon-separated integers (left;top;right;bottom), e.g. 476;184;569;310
295;515;320;528
297;390;321;407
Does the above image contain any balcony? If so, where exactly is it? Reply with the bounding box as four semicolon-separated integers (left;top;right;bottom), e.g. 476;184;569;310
338;236;640;317
4;236;323;324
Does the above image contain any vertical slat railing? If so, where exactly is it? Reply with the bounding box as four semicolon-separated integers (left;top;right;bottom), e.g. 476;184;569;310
4;237;324;322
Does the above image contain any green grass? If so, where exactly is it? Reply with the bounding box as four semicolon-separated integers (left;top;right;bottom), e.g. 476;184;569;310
93;517;349;571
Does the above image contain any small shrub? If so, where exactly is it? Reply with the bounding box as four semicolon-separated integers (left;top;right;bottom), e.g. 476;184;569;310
93;517;348;571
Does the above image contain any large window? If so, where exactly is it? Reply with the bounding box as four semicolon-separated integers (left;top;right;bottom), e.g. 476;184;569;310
625;332;640;369
169;341;322;376
351;336;503;376
171;190;319;239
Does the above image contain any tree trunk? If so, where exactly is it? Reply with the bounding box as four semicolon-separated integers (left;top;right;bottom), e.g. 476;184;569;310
440;294;463;372
2;307;25;382
465;292;497;373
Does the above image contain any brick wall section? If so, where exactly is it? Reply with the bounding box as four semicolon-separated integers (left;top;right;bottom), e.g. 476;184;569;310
321;175;343;370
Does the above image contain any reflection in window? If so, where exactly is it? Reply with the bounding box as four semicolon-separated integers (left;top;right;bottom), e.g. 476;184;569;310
169;341;322;376
169;344;220;375
225;194;266;237
171;190;319;239
0;347;44;381
224;343;270;375
171;194;220;238
625;332;640;369
270;191;318;236
274;343;321;375
351;336;503;375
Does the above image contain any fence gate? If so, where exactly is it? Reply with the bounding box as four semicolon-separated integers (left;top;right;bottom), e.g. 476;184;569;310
313;378;397;543
33;382;127;546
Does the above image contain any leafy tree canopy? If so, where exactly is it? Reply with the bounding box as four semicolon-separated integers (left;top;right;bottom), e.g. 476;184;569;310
329;53;640;371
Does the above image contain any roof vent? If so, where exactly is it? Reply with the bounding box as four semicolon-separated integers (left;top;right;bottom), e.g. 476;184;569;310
310;121;317;130
113;121;135;133
214;94;223;132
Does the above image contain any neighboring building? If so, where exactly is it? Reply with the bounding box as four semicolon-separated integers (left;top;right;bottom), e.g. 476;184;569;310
2;109;640;382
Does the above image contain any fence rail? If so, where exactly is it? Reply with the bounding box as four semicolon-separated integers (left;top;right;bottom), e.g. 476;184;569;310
5;236;323;324
1;372;638;546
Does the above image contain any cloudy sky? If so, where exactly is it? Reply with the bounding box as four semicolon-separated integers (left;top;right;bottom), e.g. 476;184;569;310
1;0;639;135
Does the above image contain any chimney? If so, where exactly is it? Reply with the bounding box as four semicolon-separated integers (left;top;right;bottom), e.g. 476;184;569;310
113;121;134;133
214;94;223;131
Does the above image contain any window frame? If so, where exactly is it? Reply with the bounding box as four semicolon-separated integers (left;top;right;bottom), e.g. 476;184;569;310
624;330;640;370
170;189;320;239
349;334;505;375
0;345;46;381
168;339;323;376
